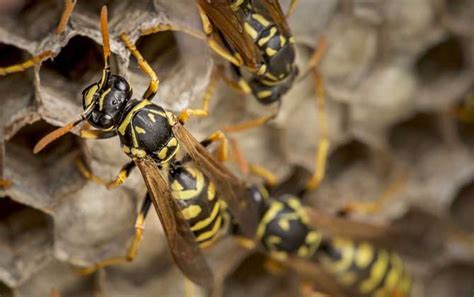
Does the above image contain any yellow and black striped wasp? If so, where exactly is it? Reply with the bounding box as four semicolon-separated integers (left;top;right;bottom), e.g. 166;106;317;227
232;167;413;297
32;6;259;290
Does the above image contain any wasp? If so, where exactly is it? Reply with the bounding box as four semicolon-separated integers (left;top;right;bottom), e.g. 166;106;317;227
211;134;412;297
33;6;259;289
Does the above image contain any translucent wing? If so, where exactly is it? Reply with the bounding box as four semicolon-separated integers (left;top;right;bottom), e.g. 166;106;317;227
260;0;291;37
197;0;263;71
135;156;214;288
173;122;259;238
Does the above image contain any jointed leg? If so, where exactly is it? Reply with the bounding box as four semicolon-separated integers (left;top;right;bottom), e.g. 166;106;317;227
78;195;152;274
120;33;159;101
76;157;136;189
178;68;221;123
222;113;277;133
0;51;54;76
305;38;330;192
200;131;229;162
300;282;331;297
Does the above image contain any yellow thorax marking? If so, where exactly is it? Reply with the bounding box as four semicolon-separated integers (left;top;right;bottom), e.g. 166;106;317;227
258;27;277;47
244;22;258;40
135;126;146;134
252;14;270;27
118;100;152;135
257;201;283;239
147;113;156;122
181;204;202;220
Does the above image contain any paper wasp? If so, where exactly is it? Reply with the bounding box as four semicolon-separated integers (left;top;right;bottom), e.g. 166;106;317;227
32;6;259;289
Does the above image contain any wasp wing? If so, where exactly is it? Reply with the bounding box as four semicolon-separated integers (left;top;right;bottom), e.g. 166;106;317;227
197;0;263;71
260;0;291;37
172;122;259;238
135;156;214;289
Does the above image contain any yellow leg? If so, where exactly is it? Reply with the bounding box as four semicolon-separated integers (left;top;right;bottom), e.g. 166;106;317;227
177;68;220;123
76;157;135;189
249;164;279;187
305;39;330;192
0;179;12;189
222;113;276;133
55;0;77;34
78;196;151;275
120;33;159;101
200;131;229;162
340;174;408;215
230;137;249;174
196;5;243;67
0;51;54;76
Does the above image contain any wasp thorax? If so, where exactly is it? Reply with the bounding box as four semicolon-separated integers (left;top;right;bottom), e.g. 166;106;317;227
82;75;132;129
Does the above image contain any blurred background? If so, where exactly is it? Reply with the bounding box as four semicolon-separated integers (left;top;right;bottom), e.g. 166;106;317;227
0;0;473;296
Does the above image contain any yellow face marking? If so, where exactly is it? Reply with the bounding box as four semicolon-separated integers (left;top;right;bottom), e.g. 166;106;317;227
244;22;259;40
195;216;222;242
257;201;284;239
252;14;270;27
355;242;374;269
84;84;98;107
257;90;273;99
181;204;202;220
171;168;205;200
360;250;389;294
98;88;111;111
165;111;177;125
191;201;220;231
266;47;278;56
135;126;146;134
118;100;152;135
279;35;286;47
207;183;216;200
147;113;156;122
158;147;168;160
258;27;277;46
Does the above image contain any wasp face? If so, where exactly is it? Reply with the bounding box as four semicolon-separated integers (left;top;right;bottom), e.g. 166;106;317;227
82;75;132;129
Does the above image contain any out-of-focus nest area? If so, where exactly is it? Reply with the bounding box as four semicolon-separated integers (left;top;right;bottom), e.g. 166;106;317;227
0;0;473;297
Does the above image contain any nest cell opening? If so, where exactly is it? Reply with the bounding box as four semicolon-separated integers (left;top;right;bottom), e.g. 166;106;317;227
41;35;103;105
0;0;63;41
0;43;35;126
325;139;371;180
388;112;443;159
415;35;466;85
0;282;13;297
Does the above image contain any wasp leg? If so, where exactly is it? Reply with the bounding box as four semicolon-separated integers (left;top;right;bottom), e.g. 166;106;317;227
300;283;331;297
76;157;136;189
249;164;279;187
120;33;159;101
0;179;12;189
177;68;220;123
304;39;330;192
222;113;277;133
55;0;77;34
199;131;229;162
78;195;152;275
287;0;298;18
338;174;408;216
0;51;54;76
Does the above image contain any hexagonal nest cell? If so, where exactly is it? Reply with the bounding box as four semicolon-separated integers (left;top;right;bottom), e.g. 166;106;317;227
0;1;473;297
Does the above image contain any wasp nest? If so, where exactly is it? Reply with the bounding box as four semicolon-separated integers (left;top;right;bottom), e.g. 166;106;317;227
0;0;473;296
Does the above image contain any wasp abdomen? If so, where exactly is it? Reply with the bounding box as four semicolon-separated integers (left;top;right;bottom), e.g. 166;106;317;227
117;99;179;162
318;238;412;297
169;164;228;248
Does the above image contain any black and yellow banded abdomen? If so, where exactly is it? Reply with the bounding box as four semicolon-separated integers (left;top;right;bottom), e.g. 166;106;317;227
169;163;228;248
317;238;412;297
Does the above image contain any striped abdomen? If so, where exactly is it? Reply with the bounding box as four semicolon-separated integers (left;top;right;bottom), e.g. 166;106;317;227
169;163;228;248
317;238;412;297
